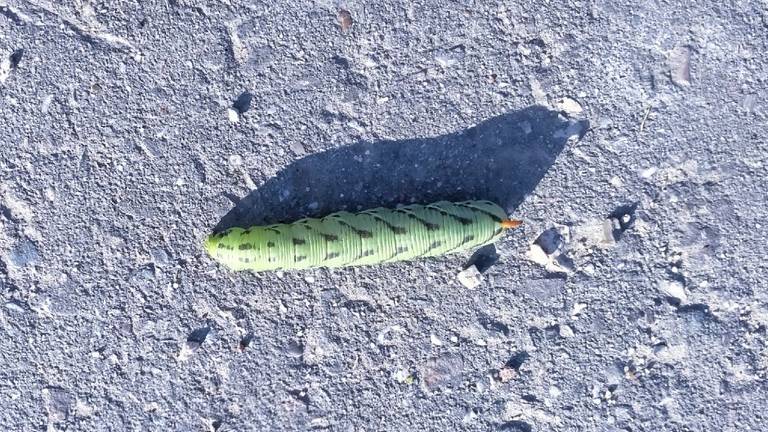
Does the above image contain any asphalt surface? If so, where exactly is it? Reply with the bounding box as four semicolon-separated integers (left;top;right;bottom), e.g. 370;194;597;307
1;0;767;430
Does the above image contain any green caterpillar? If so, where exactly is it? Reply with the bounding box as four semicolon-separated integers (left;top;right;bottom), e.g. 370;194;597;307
205;200;522;272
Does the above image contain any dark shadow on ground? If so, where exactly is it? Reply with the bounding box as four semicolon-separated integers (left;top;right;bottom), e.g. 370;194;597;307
215;106;586;232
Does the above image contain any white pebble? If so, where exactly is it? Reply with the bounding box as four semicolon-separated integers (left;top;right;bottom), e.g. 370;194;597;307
659;280;687;303
571;302;588;318
41;95;54;113
227;108;240;123
526;243;550;266
640;167;658;179
228;154;243;168
430;334;443;346
457;265;483;289
668;46;691;87
559;324;575;338
558;97;583;115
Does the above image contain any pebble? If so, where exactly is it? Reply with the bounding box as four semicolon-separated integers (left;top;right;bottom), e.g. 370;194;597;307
462;408;478;423
640;167;658;179
526;244;550;266
177;340;200;361
668;46;691;87
74;399;94;418
4;301;26;313
457;265;483;289
557;97;583;116
377;325;406;346
659;280;687;303
284;341;304;358
526;227;573;273
558;324;575;338
227;108;240;123
430;334;443;346
529;78;547;104
420;355;464;391
498;367;517;382
393;369;413;384
571;303;588;319
43;387;72;423
41;95;54;113
337;9;353;32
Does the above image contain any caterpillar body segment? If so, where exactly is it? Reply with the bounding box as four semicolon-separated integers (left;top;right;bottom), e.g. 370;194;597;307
205;200;521;272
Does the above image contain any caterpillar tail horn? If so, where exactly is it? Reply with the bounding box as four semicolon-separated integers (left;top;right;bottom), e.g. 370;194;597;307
500;219;523;229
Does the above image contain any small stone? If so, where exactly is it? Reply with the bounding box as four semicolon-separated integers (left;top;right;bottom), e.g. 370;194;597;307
558;324;575;338
420;355;463;391
557;97;583;115
284;341;304;358
668;46;691;87
4;301;26;313
150;248;169;266
289;141;306;156
640;167;658;179
74;399;94;418
609;176;624;187
498;367;517;382
227;108;239;123
310;417;330;429
462;408;478;423
430;334;443;346
526;243;550;266
659;280;687;303
602;219;618;244
376;325;406;346
337;9;353;32
457;265;483;289
435;45;466;68
529;78;547;104
571;303;587;318
178;341;200;361
393;369;412;383
41;95;54;113
43;387;72;424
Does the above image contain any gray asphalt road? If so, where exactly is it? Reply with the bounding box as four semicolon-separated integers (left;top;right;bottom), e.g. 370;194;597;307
1;0;767;430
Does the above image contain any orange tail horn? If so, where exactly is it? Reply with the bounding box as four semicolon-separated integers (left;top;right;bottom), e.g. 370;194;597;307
500;219;523;229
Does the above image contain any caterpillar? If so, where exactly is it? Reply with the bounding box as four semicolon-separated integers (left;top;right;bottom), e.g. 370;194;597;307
205;200;522;272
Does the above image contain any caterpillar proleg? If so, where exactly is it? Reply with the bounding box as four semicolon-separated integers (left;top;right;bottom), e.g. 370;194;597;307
205;200;522;272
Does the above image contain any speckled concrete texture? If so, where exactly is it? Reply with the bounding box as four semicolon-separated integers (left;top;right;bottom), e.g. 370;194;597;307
1;0;767;430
